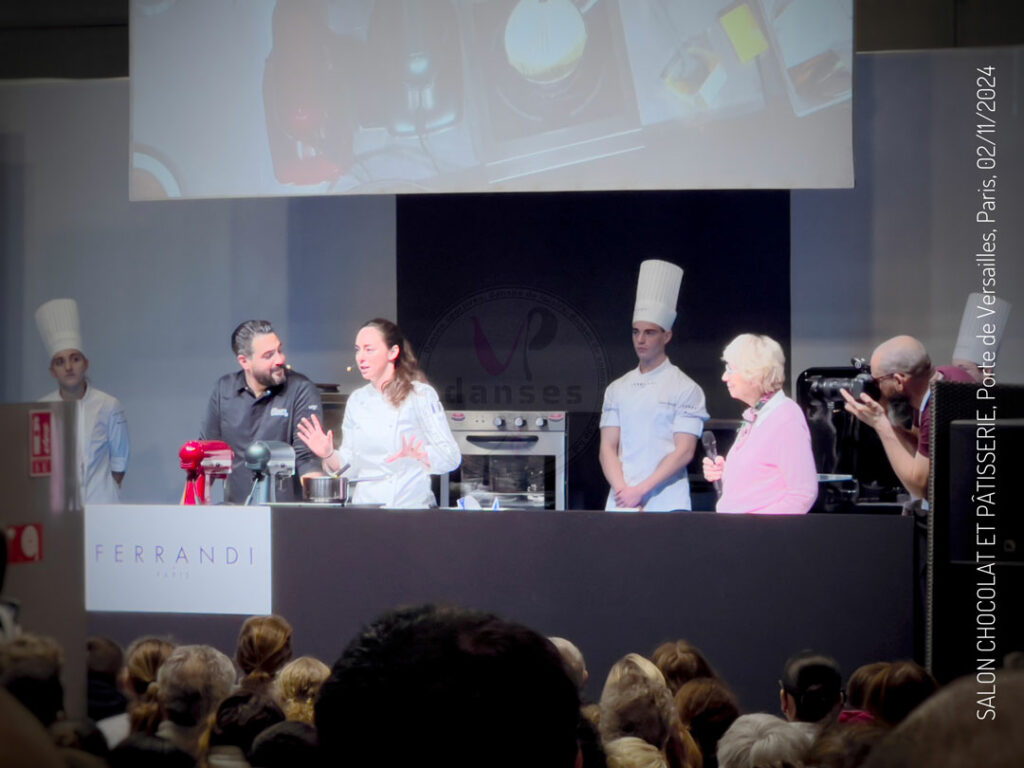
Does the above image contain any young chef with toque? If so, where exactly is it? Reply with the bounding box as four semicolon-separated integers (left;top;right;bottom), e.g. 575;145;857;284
35;298;130;503
599;260;708;511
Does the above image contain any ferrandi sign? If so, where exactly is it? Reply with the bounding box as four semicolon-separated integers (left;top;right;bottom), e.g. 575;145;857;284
85;505;271;615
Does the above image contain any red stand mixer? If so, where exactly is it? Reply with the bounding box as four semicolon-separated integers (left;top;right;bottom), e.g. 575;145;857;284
179;440;234;504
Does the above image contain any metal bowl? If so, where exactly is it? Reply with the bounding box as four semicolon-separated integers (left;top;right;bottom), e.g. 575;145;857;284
301;475;346;504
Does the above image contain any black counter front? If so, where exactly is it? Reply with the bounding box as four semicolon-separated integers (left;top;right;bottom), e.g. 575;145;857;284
91;507;914;712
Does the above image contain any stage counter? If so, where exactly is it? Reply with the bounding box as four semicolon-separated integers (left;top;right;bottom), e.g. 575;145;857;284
88;505;914;713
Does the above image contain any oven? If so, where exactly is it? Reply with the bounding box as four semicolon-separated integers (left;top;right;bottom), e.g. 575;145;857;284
439;411;567;510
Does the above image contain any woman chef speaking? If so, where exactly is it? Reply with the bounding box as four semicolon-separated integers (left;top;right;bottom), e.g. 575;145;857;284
297;319;461;508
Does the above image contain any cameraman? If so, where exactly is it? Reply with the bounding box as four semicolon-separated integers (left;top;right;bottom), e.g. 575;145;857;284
840;335;972;502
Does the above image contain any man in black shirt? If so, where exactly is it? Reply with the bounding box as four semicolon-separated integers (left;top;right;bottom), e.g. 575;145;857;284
200;320;323;503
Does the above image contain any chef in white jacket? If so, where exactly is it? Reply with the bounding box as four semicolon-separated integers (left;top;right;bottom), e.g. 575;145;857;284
298;318;460;508
35;298;130;503
599;261;708;511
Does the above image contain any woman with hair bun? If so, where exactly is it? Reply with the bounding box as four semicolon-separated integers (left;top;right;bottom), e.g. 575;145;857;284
702;334;817;515
298;318;461;508
236;615;293;694
272;656;330;724
97;636;176;748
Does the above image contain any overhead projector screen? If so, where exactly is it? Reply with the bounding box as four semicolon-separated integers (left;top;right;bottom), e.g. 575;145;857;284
130;0;852;198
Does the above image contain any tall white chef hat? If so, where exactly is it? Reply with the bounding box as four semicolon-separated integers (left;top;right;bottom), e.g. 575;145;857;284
35;298;84;360
633;259;683;331
952;292;1011;363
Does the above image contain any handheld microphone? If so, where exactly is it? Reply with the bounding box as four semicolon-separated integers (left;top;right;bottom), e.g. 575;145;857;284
701;431;723;499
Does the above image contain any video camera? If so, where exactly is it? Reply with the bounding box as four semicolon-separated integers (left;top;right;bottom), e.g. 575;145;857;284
805;357;880;402
796;361;904;510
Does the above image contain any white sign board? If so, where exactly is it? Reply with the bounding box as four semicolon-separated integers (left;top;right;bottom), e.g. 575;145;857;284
85;504;272;615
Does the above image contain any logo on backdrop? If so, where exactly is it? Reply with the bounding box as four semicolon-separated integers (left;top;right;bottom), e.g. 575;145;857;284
420;286;609;459
85;504;271;615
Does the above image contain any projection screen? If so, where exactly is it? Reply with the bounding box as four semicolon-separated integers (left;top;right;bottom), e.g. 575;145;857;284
130;0;852;198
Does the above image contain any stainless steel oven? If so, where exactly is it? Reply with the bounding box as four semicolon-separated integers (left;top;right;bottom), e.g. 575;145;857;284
439;411;567;510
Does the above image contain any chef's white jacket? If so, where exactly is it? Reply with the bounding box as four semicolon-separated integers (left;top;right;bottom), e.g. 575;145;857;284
338;381;461;508
600;358;708;511
41;384;130;504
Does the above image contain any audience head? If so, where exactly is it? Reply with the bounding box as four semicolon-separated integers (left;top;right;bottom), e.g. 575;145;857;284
87;636;123;679
0;633;65;726
604;653;667;694
861;660;938;726
124;637;177;698
249;720;322;768
315;603;581;768
651;640;714;695
122;636;176;735
600;654;677;750
846;662;887;710
236;615;293;693
674;676;740;767
198;690;284;767
549;636;589;690
605;736;669;768
667;726;703;768
156;644;236;730
109;733;196;768
862;670;1024;768
805;720;889;768
273;656;330;724
87;635;127;721
717;713;813;768
780;651;844;724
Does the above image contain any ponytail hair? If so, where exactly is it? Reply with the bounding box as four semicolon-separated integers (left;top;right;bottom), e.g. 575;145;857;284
273;656;331;725
362;318;426;407
123;637;176;735
236;615;293;693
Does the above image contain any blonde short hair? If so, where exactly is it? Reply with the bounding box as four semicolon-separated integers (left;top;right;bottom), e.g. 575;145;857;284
605;736;670;768
603;653;667;696
600;654;677;750
721;334;786;395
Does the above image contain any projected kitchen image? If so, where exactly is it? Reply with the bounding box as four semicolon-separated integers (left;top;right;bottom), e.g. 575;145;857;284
130;0;852;198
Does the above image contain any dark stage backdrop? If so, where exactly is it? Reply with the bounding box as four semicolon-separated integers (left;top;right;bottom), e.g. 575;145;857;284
396;191;790;508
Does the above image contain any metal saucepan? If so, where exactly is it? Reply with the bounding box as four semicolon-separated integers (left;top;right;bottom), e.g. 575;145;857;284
301;475;347;504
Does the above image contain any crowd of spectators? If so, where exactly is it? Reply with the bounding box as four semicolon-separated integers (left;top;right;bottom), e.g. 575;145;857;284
1;605;1022;768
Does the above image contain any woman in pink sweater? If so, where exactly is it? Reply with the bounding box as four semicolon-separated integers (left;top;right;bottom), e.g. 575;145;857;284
702;334;818;514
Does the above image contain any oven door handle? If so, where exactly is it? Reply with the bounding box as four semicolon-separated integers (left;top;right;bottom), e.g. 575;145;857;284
464;435;540;449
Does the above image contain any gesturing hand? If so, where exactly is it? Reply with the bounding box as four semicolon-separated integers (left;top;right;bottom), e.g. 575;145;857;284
386;434;430;468
297;414;334;459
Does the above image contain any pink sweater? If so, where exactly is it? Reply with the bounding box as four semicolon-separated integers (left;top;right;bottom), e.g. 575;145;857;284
716;393;818;515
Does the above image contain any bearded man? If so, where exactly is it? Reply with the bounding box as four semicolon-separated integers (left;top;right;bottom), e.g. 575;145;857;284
200;320;322;503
